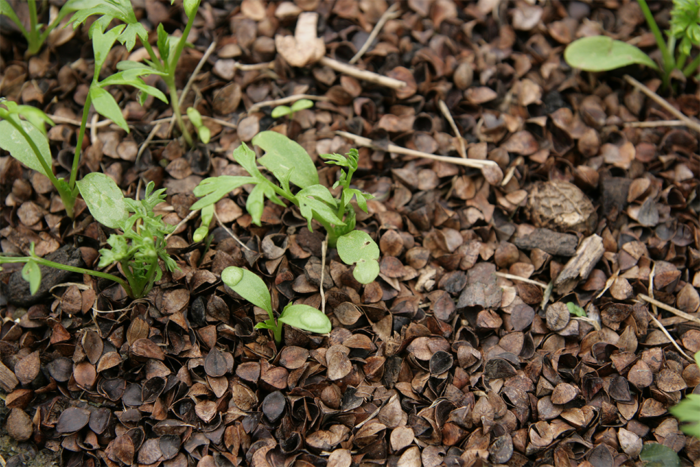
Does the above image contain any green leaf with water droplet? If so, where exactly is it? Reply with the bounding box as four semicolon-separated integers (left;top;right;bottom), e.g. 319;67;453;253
221;267;272;317
76;173;129;229
279;304;331;334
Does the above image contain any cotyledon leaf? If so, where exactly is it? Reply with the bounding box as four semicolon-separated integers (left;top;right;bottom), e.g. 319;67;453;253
336;230;380;284
279;304;332;334
221;267;273;317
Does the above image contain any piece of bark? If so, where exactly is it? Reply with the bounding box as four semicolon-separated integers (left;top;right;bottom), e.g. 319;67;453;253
554;235;604;294
4;244;85;306
513;228;578;256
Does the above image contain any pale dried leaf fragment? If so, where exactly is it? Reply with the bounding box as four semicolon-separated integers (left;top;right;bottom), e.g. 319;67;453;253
275;13;326;67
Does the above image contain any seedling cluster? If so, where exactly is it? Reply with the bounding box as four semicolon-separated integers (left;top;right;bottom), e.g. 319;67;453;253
0;0;372;343
191;131;380;284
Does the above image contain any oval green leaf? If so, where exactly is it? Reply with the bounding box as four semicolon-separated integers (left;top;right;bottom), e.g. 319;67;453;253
0;120;53;176
76;173;129;229
221;266;272;316
22;260;41;296
90;86;129;132
639;443;680;467
564;36;658;72
271;106;291;119
253;131;319;188
337;230;380;284
279;304;332;334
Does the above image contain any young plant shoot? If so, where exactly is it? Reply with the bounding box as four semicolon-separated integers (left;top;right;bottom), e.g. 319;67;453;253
0;100;80;216
565;0;700;89
187;107;211;144
0;174;178;299
68;0;203;146
191;132;380;284
221;266;331;344
671;351;700;439
271;98;314;119
0;0;80;57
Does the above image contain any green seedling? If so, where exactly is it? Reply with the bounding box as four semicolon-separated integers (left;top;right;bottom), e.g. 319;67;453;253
187;107;211;144
221;266;331;344
0;0;81;57
565;0;700;89
271;99;314;119
0;174;178;299
0;19;167;219
191;132;380;284
69;0;203;146
566;302;587;317
0;100;79;216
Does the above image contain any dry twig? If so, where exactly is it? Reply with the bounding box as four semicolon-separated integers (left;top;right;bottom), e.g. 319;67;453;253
438;99;466;158
47;115;113;129
167;41;218;137
248;94;330;114
136;122;162;163
349;4;401;64
647;310;694;362
638;293;700;326
624;75;700;133
319;57;406;90
164;209;198;241
624;119;686;128
320;234;328;315
495;272;548;288
213;209;252;251
336;131;498;169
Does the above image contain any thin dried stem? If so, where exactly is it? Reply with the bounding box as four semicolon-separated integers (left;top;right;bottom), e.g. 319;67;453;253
319;56;407;90
164;209;198;241
212;209;252;252
167;41;218;137
495;272;548;288
320;233;328;315
647;310;695;362
624;120;686;128
623;75;700;133
349;4;401;64
438;99;466;158
248;94;330;114
638;293;700;326
47;115;112;129
136;122;161;163
152;115;237;129
89;113;98;147
336;131;498;169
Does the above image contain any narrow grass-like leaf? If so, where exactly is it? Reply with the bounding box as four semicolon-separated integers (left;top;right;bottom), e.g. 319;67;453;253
0;0;26;33
90;87;129;131
564;36;658;72
76;173;129;229
253;131;319;188
279;304;332;334
221;267;273;316
191;176;256;210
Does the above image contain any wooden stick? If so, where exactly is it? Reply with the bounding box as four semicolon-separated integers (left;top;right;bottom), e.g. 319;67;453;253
151;115;237;129
248;94;330;114
624;119;686;128
349;4;401;64
638;293;700;326
213;209;252;251
164;209;198;241
234;61;274;71
624;75;700;133
438;99;466;158
319;56;406;90
335;130;498;169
